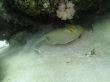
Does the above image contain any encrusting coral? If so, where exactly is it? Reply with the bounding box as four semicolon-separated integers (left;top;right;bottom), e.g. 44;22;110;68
56;1;76;20
13;0;103;20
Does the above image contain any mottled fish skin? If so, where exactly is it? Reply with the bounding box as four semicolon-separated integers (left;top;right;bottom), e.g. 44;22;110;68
34;25;83;46
44;25;84;45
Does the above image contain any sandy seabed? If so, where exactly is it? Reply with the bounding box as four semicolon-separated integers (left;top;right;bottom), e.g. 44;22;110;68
0;14;110;82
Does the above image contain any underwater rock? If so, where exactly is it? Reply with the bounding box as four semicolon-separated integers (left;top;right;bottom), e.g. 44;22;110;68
14;0;41;16
14;0;103;19
14;0;57;16
0;0;11;21
74;0;103;11
9;31;32;47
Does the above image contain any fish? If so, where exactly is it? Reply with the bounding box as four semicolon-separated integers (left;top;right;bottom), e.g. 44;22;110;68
32;25;84;53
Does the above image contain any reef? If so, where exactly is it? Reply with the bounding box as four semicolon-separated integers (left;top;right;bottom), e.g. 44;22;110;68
0;0;110;40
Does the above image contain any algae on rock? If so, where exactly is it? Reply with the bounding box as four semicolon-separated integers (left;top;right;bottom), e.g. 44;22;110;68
14;0;103;17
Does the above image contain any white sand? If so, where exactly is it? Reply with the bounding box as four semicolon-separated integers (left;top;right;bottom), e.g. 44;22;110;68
0;14;110;82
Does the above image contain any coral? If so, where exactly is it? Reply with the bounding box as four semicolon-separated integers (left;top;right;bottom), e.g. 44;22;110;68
14;0;41;16
13;0;103;19
56;1;76;20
